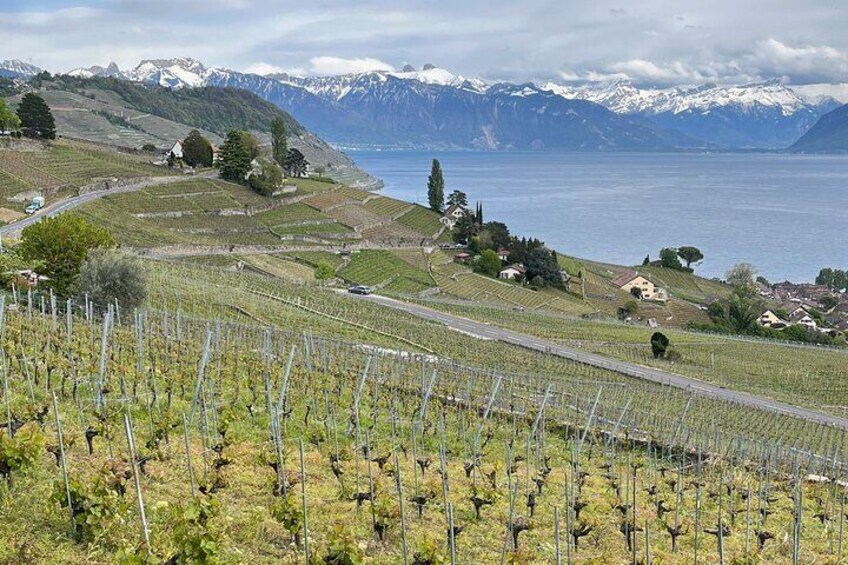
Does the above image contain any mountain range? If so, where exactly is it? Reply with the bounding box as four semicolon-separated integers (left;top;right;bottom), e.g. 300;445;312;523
3;58;847;152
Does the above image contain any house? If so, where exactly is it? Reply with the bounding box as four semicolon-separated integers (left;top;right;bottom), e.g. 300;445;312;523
496;248;510;262
610;270;667;302
439;204;467;229
499;264;526;280
168;140;183;160
454;252;471;264
211;144;220;164
789;308;817;329
759;310;789;329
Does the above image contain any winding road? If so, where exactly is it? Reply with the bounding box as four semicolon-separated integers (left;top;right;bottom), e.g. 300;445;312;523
348;292;848;430
0;174;191;238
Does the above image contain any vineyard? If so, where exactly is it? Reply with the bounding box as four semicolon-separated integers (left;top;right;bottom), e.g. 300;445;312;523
338;250;436;294
0;140;167;206
1;274;848;564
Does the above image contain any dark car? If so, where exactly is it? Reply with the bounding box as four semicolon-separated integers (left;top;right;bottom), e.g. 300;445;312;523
348;285;372;295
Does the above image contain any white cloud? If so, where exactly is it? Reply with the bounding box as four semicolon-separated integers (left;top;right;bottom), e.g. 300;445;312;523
243;62;286;76
745;39;848;83
308;56;394;76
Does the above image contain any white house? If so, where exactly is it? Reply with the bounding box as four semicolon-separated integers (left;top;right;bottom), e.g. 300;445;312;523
440;204;467;229
169;140;183;160
789;307;817;329
610;270;667;302
499;264;526;280
496;247;510;262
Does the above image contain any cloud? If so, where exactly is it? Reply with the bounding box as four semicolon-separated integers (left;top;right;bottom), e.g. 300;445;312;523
243;62;286;76
307;56;394;75
745;39;848;83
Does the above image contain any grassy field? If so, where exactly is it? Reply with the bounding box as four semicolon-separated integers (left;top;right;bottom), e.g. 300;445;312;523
396;205;444;237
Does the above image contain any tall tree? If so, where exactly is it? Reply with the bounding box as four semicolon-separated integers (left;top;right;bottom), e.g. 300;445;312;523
659;248;683;270
446;190;468;208
284;148;308;177
271;117;288;169
427;159;444;213
526;247;561;286
18;214;115;296
0;99;20;132
17;93;55;140
219;130;256;182
677;246;704;269
181;130;213;167
726;262;757;287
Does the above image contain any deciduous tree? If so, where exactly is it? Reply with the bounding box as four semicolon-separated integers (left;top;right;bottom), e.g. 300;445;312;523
0;99;20;132
181;130;213;167
446;190;467;208
284;148;308;177
77;250;147;313
19;214;115;296
474;249;502;277
659;248;683;270
726;262;757;287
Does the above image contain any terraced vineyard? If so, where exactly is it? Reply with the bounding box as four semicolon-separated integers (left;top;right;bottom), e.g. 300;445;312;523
0;140;167;205
364;196;413;218
338;250;435;293
396;205;444;237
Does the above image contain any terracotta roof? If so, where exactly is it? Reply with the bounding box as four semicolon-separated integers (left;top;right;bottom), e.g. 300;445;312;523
442;204;465;218
610;270;639;288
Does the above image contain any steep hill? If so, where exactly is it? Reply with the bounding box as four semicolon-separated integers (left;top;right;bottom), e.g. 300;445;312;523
7;76;379;188
790;103;848;153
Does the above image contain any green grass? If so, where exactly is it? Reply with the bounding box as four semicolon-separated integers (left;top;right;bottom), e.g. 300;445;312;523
255;204;331;226
364;196;411;217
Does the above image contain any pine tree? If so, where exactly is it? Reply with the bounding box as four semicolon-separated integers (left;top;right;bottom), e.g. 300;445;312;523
271;117;288;169
284;148;308;177
427;159;444;213
17;93;56;140
218;130;254;182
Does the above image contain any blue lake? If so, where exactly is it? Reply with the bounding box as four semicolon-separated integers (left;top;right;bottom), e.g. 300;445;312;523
351;150;848;281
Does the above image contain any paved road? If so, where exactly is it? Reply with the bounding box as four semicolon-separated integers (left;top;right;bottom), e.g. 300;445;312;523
348;292;848;430
0;174;193;238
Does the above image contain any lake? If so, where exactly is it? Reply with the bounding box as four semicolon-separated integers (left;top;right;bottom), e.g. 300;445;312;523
351;150;848;282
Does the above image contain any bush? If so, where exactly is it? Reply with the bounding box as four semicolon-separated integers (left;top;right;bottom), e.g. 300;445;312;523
474;249;501;278
315;260;335;282
77;250;147;313
248;158;283;197
141;143;157;152
182;130;213;168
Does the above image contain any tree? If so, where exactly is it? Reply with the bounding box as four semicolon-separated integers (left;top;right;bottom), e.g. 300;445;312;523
271;117;288;169
477;221;511;251
18;214;115;296
820;295;839;311
451;214;478;244
642;255;650;266
77;250;147;313
474;249;502;278
284;148;308;177
677;246;704;270
0;99;20;132
17;93;55;140
650;332;670;359
659;248;683;270
474;202;483;225
726;262;757;287
141;143;157;152
427;159;444;213
630;286;642;299
816;268;835;288
833;269;848;293
248;158;283;196
726;285;762;333
315;260;335;282
446;190;467;208
218;130;257;182
526;247;560;287
181;130;213;167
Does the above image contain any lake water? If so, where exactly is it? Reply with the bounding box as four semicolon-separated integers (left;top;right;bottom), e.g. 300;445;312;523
351;151;848;282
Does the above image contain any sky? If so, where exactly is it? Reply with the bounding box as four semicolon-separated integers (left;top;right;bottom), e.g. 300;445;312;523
2;0;848;87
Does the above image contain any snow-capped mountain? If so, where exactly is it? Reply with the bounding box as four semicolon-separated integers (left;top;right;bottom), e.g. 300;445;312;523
66;62;129;80
543;79;839;148
47;57;844;150
128;57;210;88
0;59;42;79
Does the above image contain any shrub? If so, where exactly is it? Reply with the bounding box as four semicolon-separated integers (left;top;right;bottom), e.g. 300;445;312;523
248;158;283;197
650;332;669;359
315;260;335;282
77;250;147;313
474;249;501;278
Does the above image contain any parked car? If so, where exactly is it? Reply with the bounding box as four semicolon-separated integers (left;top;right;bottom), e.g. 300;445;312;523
347;285;372;295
